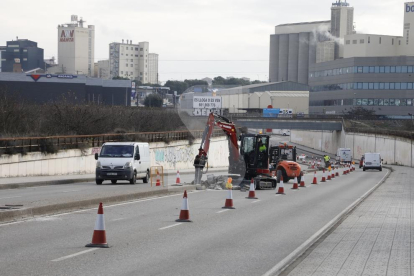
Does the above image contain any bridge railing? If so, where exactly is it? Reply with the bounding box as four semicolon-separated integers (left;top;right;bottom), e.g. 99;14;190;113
228;113;344;120
0;129;226;155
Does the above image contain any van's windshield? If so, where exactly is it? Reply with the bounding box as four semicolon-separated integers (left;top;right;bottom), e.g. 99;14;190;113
100;145;134;158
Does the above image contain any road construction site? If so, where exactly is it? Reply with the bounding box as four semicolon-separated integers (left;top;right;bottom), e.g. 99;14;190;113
0;134;402;276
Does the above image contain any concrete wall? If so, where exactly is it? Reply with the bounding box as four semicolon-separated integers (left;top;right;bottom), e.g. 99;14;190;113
291;130;413;167
0;137;229;178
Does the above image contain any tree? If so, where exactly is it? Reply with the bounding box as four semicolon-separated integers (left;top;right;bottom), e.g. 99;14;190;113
184;79;208;87
345;107;376;119
164;80;188;95
144;94;163;107
212;76;250;86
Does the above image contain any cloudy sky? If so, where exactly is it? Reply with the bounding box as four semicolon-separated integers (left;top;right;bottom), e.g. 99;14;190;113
0;0;406;82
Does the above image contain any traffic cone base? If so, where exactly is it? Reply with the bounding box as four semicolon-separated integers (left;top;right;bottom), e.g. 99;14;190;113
291;177;299;190
86;203;109;248
246;179;258;199
172;170;183;186
312;172;318;184
223;189;235;209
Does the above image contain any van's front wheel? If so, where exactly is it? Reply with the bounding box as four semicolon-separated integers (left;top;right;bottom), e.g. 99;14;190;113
142;171;149;183
130;172;136;184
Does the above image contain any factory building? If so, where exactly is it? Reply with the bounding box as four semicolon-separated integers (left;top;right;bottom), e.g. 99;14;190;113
57;15;95;76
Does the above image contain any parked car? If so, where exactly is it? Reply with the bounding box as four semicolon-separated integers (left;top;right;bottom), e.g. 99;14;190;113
359;156;364;168
95;142;150;185
363;153;382;171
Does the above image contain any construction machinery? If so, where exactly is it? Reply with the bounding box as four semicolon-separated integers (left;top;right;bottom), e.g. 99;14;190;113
269;143;302;184
193;113;277;189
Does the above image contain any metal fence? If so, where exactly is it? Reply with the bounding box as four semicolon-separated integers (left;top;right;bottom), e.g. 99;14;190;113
0;129;226;155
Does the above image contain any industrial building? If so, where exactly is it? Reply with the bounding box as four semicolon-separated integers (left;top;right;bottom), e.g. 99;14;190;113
270;1;414;116
0;72;131;106
58;15;95;76
179;82;309;116
109;40;159;84
0;39;45;73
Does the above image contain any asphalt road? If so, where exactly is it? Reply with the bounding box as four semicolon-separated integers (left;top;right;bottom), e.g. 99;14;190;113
0;171;227;209
0;168;388;276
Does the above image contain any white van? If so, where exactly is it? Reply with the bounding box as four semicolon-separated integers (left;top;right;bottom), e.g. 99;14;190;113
95;142;150;185
363;153;382;171
336;148;352;163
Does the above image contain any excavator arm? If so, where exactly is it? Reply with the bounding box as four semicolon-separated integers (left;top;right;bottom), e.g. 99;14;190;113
193;112;241;184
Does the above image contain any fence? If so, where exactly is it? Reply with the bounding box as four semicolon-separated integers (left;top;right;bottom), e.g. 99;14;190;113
0;129;226;155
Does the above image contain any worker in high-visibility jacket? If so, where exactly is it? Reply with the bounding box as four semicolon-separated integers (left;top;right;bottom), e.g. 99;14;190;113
324;155;331;167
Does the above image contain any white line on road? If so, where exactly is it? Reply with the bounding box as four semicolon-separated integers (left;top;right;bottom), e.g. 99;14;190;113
262;169;390;276
159;223;182;230
60;190;83;193
112;218;125;222
252;200;261;203
51;248;98;262
216;209;230;213
0;196;22;200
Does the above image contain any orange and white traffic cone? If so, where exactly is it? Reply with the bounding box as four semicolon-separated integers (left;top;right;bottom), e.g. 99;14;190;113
291;175;299;190
321;169;326;182
312;171;318;184
327;169;332;180
343;166;347;175
86;203;109;248
173;170;182;186
156;170;161;187
276;173;286;195
300;173;306;188
246;178;258;199
176;190;192;222
335;168;340;177
223;189;235;209
331;168;335;179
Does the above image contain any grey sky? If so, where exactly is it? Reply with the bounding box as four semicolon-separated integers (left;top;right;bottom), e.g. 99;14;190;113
0;0;406;82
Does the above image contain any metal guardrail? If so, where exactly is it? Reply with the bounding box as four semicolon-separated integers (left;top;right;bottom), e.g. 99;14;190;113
0;129;226;154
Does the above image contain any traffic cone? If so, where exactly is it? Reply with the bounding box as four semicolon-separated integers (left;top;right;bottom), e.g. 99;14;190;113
300;173;306;188
276;173;286;195
312;171;318;184
173;170;182;186
86;203;109;248
223;189;235;209
335;168;340;177
343;166;347;175
246;178;258;199
331;168;335;179
176;190;192;222
327;169;332;180
321;169;326;182
156;169;161;186
291;175;299;190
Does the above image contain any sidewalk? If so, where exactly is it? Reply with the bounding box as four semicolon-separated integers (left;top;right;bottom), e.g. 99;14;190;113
0;167;228;190
281;165;413;276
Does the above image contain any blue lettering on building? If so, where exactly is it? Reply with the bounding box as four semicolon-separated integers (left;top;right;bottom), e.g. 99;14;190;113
406;4;414;12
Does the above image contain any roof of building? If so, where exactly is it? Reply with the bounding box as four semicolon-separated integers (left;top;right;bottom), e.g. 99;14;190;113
276;20;330;27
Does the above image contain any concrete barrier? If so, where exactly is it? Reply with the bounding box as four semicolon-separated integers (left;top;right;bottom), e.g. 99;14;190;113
0;137;229;178
291;130;413;167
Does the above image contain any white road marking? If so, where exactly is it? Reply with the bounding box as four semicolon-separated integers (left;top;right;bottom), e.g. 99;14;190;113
275;194;281;197
60;190;83;193
217;209;230;213
112;218;125;222
251;200;261;203
51;248;98;262
0;196;22;200
262;169;390;276
159;223;182;230
0;191;201;228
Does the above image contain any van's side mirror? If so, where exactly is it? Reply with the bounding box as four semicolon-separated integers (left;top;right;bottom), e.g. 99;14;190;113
95;153;99;160
135;153;140;161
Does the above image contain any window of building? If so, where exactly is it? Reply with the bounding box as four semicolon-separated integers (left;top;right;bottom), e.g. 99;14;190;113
401;99;407;106
390;83;395;89
408;99;413;106
362;99;368;105
23;58;27;61
140;72;143;75
140;55;143;57
379;37;382;44
399;40;401;45
401;82;407;89
356;99;362;106
357;83;363;89
140;48;143;51
390;99;395;105
380;66;385;73
23;49;27;52
390;66;396;73
368;37;371;43
126;47;128;50
385;66;390;73
360;39;365;44
368;99;374;105
126;64;128;67
408;83;413;89
402;66;408;73
121;71;123;74
135;55;138;57
384;99;390;106
396;66;402;73
357;66;363;73
379;83;385;89
131;64;133;67
379;99;384;106
396;83;401;89
131;59;133;62
375;66;380;73
135;48;138;51
363;66;369;73
346;40;350;45
374;99;379;105
14;49;19;52
363;83;369;89
352;40;357;44
369;66;375;73
369;83;374;89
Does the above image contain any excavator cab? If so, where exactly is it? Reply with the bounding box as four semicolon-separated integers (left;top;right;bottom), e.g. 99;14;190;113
240;134;270;179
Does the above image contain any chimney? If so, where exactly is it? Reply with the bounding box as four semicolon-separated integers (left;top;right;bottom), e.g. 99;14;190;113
130;40;132;44
122;39;124;43
127;39;129;44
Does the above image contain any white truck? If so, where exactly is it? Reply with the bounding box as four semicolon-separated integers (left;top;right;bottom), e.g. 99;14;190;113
336;148;352;164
